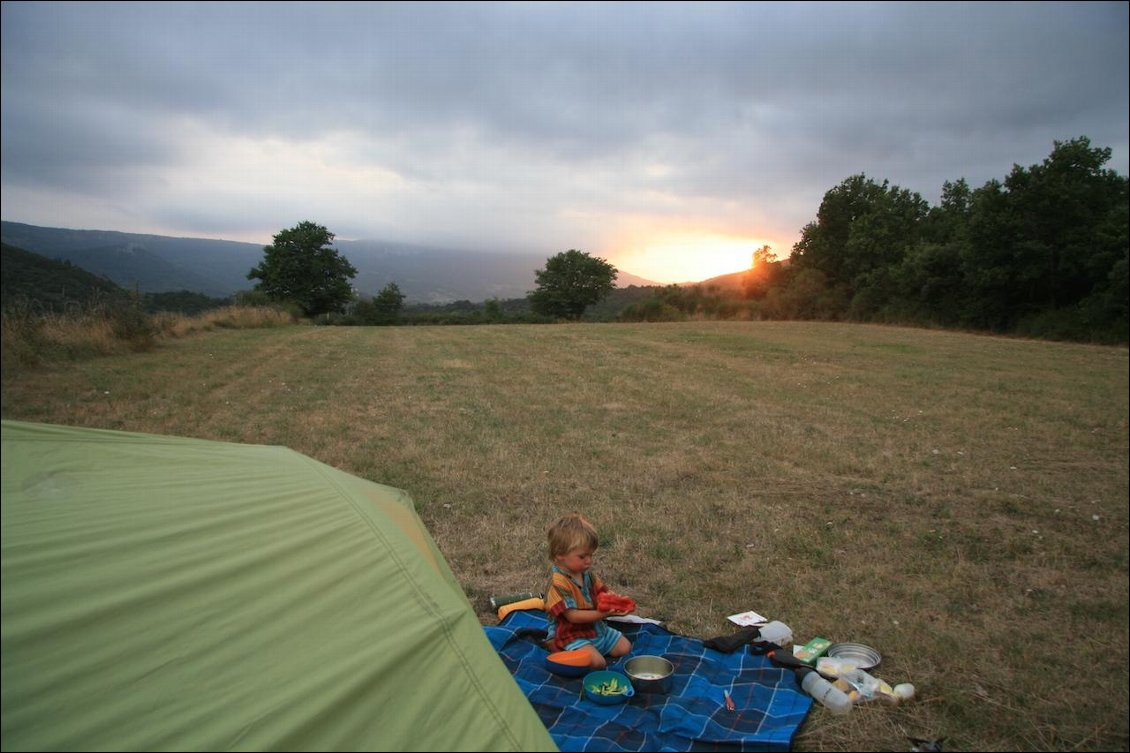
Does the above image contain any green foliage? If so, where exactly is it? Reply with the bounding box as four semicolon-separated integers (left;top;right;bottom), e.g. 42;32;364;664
792;174;929;313
1;241;156;356
743;245;780;300
618;284;755;322
960;137;1128;334
143;290;230;315
576;285;656;321
528;249;617;320
373;282;405;321
247;221;357;317
391;295;524;325
759;267;850;321
619;297;686;322
783;136;1128;342
107;291;157;350
1;291;156;372
3;240;233;321
351;282;406;325
328;295;553;326
887;242;966;325
231;289;305;321
1;241;128;313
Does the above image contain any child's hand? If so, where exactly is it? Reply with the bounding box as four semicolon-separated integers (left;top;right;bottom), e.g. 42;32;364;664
597;592;636;615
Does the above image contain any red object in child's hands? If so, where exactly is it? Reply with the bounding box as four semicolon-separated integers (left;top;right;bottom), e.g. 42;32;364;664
597;592;637;614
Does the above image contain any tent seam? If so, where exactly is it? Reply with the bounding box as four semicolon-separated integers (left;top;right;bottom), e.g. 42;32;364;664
292;452;527;751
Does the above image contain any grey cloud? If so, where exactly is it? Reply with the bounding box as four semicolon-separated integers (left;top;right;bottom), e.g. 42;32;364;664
2;1;1126;255
1;98;178;192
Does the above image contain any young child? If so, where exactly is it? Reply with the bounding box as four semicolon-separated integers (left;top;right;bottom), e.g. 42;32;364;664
544;513;633;669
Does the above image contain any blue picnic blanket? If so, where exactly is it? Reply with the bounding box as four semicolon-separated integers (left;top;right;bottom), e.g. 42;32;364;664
485;611;813;752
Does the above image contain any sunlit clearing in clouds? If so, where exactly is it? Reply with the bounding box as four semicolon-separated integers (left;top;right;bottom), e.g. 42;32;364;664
611;232;775;284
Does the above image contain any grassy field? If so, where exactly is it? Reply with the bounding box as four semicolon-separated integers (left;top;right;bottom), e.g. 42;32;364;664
2;320;1127;752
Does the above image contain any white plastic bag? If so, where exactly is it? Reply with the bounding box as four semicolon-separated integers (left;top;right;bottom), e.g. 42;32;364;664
835;669;898;704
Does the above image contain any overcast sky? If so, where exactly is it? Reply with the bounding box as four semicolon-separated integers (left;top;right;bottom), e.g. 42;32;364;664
2;1;1127;283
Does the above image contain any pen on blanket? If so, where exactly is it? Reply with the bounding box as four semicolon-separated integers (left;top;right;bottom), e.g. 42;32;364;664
723;689;735;711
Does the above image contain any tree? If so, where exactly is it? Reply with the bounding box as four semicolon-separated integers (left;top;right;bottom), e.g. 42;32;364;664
483;297;503;321
960;137;1128;331
372;282;405;323
922;178;972;245
791;174;928;318
353;282;405;325
528;249;617;320
743;244;780;300
247;221;357;317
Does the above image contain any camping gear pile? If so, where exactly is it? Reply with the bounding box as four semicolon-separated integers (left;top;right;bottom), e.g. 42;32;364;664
486;610;811;752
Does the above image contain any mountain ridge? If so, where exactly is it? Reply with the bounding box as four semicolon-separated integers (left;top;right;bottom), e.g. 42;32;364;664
1;221;665;303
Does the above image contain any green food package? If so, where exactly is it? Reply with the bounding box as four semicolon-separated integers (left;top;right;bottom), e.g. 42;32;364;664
793;637;832;665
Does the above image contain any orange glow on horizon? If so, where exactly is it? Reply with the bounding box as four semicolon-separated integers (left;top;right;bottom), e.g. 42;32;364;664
608;231;781;285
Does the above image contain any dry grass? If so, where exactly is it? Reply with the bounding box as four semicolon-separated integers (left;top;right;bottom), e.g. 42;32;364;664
0;306;142;369
0;303;298;375
151;304;300;337
2;321;1126;752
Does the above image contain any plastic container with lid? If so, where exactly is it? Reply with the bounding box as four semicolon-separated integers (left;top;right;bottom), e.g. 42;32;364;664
756;620;793;647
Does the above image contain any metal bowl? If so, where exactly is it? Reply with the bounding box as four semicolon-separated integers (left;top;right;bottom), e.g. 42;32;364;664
826;642;881;670
623;655;674;694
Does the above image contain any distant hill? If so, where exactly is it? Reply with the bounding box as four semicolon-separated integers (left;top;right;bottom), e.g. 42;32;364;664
1;241;128;312
1;222;258;298
614;269;659;287
1;221;661;303
677;263;790;294
1;242;235;315
693;270;748;292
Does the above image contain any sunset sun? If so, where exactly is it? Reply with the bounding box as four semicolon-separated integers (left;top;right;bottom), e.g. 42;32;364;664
611;232;778;285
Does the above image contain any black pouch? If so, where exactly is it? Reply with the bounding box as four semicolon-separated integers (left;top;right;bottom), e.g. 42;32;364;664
703;626;761;653
747;640;780;655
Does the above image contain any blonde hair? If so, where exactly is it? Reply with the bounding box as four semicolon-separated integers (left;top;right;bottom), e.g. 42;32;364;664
547;513;599;560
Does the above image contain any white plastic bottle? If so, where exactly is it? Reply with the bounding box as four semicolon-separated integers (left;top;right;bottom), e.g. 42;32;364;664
799;669;853;715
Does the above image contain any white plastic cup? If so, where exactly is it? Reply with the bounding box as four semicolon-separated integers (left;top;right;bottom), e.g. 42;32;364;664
757;620;793;647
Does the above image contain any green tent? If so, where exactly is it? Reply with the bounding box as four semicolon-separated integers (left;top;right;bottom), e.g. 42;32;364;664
1;420;556;752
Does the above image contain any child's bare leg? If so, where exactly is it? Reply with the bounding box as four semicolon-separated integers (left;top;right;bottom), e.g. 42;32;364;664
609;636;631;659
582;644;607;669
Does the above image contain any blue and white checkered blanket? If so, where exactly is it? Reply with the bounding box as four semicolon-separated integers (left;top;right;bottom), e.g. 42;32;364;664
485;611;813;752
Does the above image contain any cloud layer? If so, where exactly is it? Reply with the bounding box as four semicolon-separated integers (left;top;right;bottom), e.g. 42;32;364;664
3;1;1127;281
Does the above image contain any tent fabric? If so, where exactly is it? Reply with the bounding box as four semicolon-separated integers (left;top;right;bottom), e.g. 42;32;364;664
485;610;812;752
0;420;556;752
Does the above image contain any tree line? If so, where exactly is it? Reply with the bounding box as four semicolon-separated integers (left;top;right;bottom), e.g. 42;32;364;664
245;136;1126;343
739;136;1127;342
247;222;618;324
